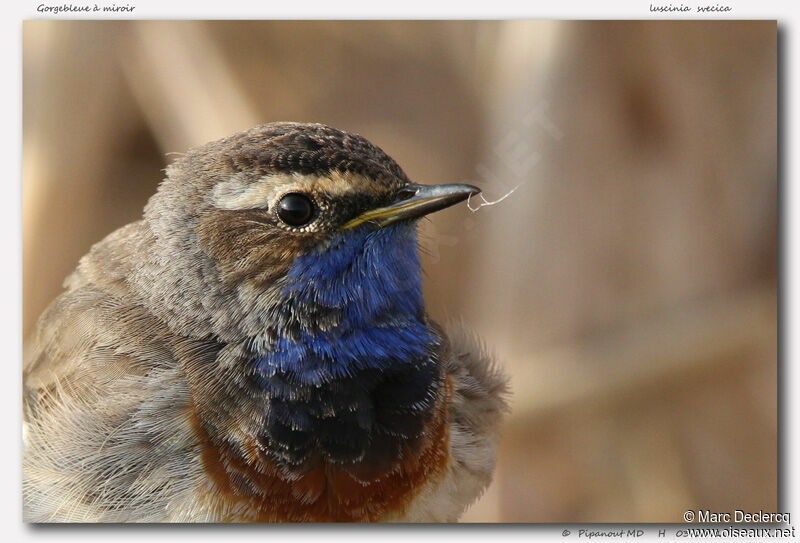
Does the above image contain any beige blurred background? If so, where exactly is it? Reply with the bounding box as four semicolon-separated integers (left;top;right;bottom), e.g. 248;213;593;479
22;20;777;522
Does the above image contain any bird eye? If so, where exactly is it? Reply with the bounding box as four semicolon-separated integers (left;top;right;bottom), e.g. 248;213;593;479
277;193;315;227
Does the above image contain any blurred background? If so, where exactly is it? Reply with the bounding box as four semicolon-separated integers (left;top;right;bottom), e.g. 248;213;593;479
22;20;777;522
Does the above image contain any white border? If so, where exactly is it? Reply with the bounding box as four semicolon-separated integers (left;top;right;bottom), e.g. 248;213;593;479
3;2;795;542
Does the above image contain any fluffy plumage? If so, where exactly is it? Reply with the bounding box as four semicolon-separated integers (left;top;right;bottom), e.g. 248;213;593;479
23;122;509;522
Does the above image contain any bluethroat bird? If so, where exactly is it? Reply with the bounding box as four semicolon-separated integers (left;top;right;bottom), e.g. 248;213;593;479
23;122;509;522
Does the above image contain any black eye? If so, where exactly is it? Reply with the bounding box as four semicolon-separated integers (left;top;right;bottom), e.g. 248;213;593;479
277;193;314;227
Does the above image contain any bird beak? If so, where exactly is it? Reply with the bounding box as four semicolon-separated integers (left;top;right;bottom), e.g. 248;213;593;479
341;183;481;230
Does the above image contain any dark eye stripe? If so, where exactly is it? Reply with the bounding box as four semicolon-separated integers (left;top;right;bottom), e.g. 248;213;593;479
277;193;314;227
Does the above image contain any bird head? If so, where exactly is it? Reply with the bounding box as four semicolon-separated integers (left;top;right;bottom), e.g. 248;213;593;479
137;123;479;342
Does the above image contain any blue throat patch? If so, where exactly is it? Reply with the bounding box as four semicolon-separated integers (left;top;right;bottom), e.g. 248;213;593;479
251;223;441;468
